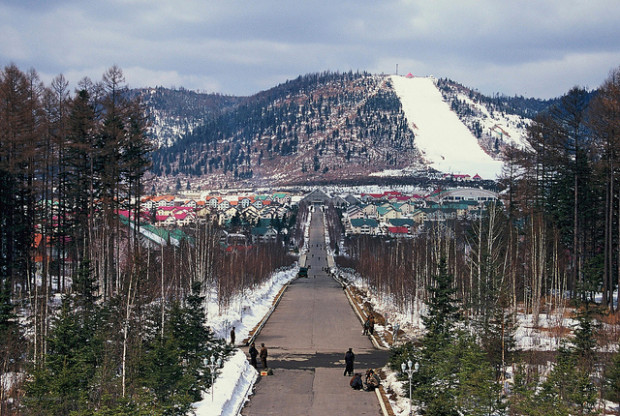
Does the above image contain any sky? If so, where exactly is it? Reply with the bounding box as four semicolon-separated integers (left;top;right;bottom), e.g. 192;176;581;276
1;0;619;99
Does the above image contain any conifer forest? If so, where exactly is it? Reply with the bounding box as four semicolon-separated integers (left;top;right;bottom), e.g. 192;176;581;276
2;62;620;415
0;65;295;415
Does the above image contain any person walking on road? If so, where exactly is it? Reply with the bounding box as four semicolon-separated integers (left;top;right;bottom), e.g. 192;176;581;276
369;315;375;335
230;327;236;345
344;348;355;376
260;343;268;369
249;342;258;369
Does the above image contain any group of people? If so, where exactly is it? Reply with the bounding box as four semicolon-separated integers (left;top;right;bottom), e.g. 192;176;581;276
362;314;375;336
349;369;381;392
248;342;269;370
344;347;381;392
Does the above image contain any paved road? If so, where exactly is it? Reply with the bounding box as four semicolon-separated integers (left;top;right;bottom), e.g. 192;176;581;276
241;209;388;415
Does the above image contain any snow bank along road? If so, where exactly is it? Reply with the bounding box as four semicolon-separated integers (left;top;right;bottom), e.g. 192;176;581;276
241;210;389;415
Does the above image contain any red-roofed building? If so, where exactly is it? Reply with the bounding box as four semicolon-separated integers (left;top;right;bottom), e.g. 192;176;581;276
206;196;220;208
388;226;410;237
174;211;196;226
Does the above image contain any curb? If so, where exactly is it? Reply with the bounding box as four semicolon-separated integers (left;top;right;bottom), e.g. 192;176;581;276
376;386;396;416
232;358;259;416
340;282;388;351
333;275;394;416
244;280;293;347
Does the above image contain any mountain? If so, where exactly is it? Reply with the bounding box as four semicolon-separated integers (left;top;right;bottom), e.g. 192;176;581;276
143;72;557;189
130;87;243;148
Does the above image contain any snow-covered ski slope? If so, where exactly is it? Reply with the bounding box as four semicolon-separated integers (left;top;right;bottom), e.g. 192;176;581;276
390;75;503;179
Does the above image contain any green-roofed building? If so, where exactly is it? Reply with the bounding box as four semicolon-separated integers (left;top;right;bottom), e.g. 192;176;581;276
388;218;415;228
348;218;379;235
251;226;278;242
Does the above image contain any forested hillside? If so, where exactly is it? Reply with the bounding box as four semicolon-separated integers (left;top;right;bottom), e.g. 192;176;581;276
150;71;420;186
146;71;559;189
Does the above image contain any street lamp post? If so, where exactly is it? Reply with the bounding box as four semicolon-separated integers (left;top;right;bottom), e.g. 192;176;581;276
208;355;223;401
401;360;419;416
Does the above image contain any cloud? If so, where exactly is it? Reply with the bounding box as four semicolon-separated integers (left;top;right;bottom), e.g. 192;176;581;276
1;1;619;98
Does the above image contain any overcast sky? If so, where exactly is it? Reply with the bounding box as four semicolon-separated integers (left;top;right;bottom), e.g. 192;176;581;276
1;0;619;99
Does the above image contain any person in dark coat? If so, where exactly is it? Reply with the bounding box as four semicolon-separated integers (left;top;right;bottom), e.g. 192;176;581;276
344;348;355;376
369;315;375;335
350;373;363;390
248;342;258;368
362;316;370;335
259;343;268;369
230;327;236;345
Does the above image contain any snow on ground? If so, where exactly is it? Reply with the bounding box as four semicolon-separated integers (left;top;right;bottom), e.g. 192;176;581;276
390;75;503;179
194;350;258;416
450;89;530;150
514;312;576;351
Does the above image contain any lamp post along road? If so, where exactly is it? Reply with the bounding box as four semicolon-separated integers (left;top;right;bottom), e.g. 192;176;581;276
401;360;419;416
208;355;222;401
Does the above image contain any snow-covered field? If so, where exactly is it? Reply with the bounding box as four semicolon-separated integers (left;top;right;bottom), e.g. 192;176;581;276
391;75;504;180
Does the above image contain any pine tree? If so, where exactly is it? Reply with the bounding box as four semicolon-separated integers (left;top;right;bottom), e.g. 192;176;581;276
422;257;460;350
542;344;597;416
411;258;462;415
604;349;620;403
140;330;190;413
24;295;103;415
510;311;599;415
137;282;228;413
65;88;97;263
478;296;517;381
168;282;215;401
453;335;504;416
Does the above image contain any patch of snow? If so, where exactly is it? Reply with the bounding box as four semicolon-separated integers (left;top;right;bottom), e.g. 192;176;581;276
390;75;503;179
0;372;22;395
451;90;530;150
194;350;258;416
369;167;420;177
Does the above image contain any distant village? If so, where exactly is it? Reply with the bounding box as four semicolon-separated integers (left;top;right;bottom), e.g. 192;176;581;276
113;185;498;248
